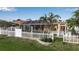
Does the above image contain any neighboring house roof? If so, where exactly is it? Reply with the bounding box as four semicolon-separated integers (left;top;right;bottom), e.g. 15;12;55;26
15;19;25;25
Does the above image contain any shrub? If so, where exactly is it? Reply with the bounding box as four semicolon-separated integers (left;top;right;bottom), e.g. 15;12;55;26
71;27;76;35
40;38;53;42
63;42;67;44
47;38;52;42
54;37;63;42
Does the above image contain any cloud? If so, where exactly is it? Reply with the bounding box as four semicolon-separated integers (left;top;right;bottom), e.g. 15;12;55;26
0;7;16;12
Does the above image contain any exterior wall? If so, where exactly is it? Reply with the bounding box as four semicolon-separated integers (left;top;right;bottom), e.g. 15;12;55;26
51;23;67;32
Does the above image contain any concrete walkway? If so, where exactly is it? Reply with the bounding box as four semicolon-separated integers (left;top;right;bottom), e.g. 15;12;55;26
36;39;51;46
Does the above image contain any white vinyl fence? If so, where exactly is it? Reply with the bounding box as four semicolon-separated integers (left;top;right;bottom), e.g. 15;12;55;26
0;28;54;40
63;33;79;44
52;31;65;37
8;31;15;36
22;32;53;40
0;27;65;41
1;30;8;35
0;28;15;36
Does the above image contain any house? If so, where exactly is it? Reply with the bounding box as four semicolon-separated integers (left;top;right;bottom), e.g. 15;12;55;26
14;19;25;26
13;19;67;37
21;20;67;35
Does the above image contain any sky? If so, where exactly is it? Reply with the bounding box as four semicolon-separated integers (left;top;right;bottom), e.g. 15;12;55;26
0;7;78;21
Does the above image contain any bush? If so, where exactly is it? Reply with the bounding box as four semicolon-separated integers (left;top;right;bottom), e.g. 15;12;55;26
54;37;63;42
71;27;76;35
40;38;53;42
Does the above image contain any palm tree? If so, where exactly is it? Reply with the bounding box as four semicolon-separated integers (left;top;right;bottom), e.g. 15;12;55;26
66;9;79;34
66;18;76;28
48;12;61;23
39;12;60;23
39;14;48;23
73;9;79;18
39;12;61;32
47;12;61;31
73;9;79;26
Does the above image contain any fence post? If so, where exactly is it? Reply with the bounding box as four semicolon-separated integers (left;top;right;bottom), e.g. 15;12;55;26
57;32;59;37
63;33;67;42
69;32;71;43
0;28;2;34
63;33;64;42
77;35;78;43
50;32;54;40
31;26;33;39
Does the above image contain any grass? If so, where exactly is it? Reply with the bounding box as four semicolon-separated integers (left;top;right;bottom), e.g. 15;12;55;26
49;37;79;51
0;35;79;51
0;35;53;51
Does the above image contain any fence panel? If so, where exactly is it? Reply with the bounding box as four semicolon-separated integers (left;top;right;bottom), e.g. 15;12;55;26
63;35;79;44
22;32;53;39
59;31;65;37
8;31;15;36
22;32;32;38
32;32;52;39
52;31;64;37
0;28;54;40
1;30;8;35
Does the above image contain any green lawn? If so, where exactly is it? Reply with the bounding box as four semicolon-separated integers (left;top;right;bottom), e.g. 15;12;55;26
0;35;79;51
0;35;53;51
